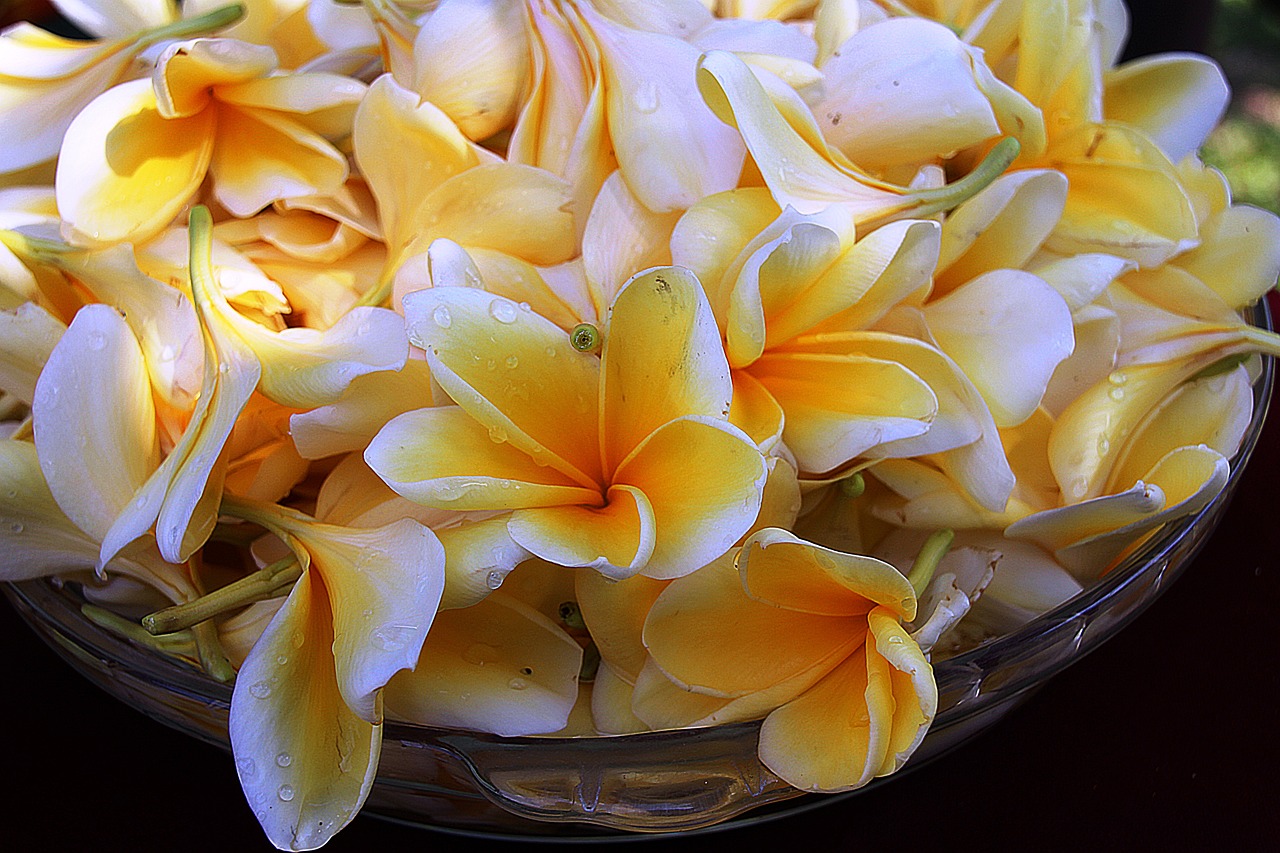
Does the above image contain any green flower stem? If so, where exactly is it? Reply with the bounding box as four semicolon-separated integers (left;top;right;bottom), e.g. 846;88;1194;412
142;555;301;635
192;619;236;683
907;529;954;598
135;3;246;49
907;137;1021;215
81;604;196;656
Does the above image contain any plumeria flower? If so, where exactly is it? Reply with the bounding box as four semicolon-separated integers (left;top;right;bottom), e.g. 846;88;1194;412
367;266;769;580
220;493;445;851
0;2;243;174
639;528;936;792
57;35;366;244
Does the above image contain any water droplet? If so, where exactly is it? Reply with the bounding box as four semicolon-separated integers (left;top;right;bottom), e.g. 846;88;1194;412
237;758;257;779
275;654;288;666
487;424;507;444
373;623;417;652
489;299;518;324
159;345;176;363
485;569;506;590
362;608;373;620
505;355;519;369
432;305;452;328
356;320;371;336
632;81;660;114
1097;436;1111;455
508;677;528;691
291;630;305;649
86;331;106;351
463;643;498;665
1069;477;1089;499
545;346;558;358
275;752;292;768
518;301;532;312
887;635;905;645
134;496;147;508
218;362;231;374
1108;370;1127;385
1108;387;1125;401
277;784;295;802
249;681;272;699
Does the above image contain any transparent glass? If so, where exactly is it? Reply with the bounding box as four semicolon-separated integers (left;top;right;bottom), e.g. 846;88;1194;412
4;303;1272;840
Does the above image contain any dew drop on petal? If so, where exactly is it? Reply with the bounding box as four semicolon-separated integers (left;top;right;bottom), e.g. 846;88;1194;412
275;752;292;768
489;299;518;324
632;81;660;114
432;305;452;328
249;681;272;699
278;784;295;802
507;678;528;691
505;355;519;369
87;331;106;351
485;569;506;590
1109;387;1125;401
237;758;257;779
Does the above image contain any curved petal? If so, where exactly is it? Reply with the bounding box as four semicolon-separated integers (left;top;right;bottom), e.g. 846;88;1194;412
434;516;532;611
747;350;937;473
0;302;64;405
33;305;159;541
602;267;732;473
613;415;767;580
508;483;656;580
576;568;669;681
868;607;935;776
1173;205;1280;311
582;171;680;318
728;369;785;452
365;406;601;511
738;528;916;620
592;660;649;734
229;571;379;852
55;78;214;244
924;270;1075;427
402;285;603;487
291;361;435;459
1104;54;1229;163
644;555;861;697
383;591;582;736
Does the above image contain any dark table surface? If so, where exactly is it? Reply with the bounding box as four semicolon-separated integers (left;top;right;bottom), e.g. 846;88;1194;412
3;295;1278;852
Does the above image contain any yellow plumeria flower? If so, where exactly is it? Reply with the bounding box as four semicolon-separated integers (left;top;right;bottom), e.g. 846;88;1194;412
56;35;366;244
0;3;242;173
366;266;769;580
640;528;936;792
222;494;445;851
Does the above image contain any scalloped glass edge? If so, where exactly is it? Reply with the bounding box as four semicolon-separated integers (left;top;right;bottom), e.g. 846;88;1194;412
3;300;1273;840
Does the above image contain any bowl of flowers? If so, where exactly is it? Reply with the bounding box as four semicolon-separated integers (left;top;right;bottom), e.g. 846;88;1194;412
1;0;1277;849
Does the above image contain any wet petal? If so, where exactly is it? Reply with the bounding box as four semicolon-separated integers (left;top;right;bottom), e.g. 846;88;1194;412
601;267;732;472
33;305;159;541
508;483;656;580
383;591;581;736
867;607;935;776
290;361;434;459
613;415;768;579
402;285;603;487
365;405;601;511
434;517;532;611
581;171;680;318
230;571;379;852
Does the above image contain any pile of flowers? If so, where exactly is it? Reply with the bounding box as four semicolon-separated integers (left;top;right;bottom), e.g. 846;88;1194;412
1;0;1278;848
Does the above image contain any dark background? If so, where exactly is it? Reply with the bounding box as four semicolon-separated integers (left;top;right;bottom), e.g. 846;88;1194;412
3;2;1279;851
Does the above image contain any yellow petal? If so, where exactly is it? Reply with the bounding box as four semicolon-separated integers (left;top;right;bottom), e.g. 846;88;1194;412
591;660;649;734
508;483;656;580
383;591;581;736
402;285;604;487
867;607;935;776
756;647;890;792
601;267;732;473
1105;54;1228;163
365;405;601;510
738;528;916;619
434;517;532;611
154;37;276;118
616;415;768;579
746;350;937;473
229;571;379;851
728;369;785;452
577;568;669;681
55;78;214;244
925;270;1075;427
290;361;434;459
32;305;159;541
644;554;861;697
1173;205;1280;311
0;302;64;404
581;171;680;320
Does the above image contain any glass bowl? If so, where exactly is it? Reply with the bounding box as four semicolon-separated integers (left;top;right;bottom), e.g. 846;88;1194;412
2;301;1273;841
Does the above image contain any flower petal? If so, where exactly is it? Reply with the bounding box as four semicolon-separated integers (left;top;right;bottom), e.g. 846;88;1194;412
0;302;64;404
434;516;532;611
383;591;581;736
402;285;604;487
508;483;656;580
230;571;379;852
602;267;733;473
582;171;680;319
55;78;214;244
365;405;601;511
1105;54;1228;163
290;361;434;460
577;568;669;680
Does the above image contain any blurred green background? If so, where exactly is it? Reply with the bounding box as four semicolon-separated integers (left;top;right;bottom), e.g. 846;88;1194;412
1204;0;1280;213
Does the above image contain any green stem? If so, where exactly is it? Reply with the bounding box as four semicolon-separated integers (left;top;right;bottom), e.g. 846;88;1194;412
907;529;954;598
142;555;301;634
192;620;236;683
82;605;196;656
135;3;246;49
907;137;1021;216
